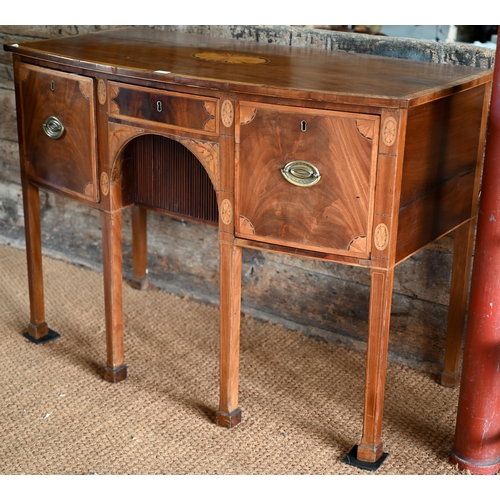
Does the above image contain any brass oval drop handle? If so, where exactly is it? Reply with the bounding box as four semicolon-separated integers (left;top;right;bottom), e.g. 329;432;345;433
42;116;65;140
281;160;321;187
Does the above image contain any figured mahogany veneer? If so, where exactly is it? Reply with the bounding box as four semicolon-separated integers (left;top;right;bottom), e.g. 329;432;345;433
4;27;493;469
18;63;97;202
109;82;219;135
236;103;379;257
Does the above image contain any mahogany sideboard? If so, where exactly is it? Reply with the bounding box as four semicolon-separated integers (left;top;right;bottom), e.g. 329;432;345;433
4;27;493;469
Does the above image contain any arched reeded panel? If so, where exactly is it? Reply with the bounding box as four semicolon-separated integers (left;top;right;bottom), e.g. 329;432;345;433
122;134;218;225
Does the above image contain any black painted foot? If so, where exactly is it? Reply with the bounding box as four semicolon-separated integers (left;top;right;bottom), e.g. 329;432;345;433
343;445;388;471
216;408;242;428
23;328;61;345
104;364;128;383
441;370;460;388
127;276;149;291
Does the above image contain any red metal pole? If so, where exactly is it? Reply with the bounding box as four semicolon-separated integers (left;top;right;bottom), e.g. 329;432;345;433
451;32;500;475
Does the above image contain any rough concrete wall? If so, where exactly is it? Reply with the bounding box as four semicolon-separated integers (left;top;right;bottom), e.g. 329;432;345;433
0;25;495;375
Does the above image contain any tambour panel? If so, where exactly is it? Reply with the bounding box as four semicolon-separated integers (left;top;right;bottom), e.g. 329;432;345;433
123;135;218;224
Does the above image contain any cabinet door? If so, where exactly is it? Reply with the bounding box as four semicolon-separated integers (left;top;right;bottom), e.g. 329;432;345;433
236;103;379;257
18;63;98;202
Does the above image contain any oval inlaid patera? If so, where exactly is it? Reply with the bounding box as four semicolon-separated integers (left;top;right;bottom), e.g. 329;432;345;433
221;100;234;128
382;117;397;146
193;52;268;65
374;223;389;251
220;199;233;225
100;172;110;196
97;79;107;105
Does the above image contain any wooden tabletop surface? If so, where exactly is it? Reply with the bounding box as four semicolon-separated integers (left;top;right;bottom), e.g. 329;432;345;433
5;27;493;107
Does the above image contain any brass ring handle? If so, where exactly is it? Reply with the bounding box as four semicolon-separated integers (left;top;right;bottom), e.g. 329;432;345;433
42;116;65;139
281;160;321;187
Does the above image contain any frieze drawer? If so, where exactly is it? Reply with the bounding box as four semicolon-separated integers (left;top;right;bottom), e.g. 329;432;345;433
108;82;219;135
236;103;380;257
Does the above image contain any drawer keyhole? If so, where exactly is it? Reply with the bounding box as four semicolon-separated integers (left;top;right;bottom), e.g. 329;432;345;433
301;120;307;132
50;80;55;91
156;101;163;113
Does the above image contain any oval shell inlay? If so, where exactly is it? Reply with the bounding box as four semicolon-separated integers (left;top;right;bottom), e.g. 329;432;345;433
382;117;397;146
97;79;107;105
220;199;233;225
374;223;389;251
221;100;234;128
100;172;110;196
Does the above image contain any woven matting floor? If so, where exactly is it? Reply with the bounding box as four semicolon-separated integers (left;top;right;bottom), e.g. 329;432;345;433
0;243;471;475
